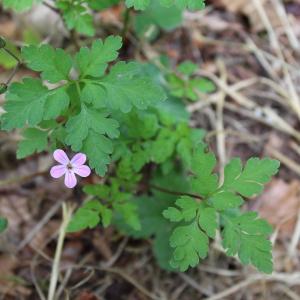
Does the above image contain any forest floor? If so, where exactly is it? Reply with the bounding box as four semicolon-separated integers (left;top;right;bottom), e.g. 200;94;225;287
1;0;300;299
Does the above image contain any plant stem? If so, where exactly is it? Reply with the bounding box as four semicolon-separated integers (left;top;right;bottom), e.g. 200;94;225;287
122;7;131;39
70;29;80;51
149;184;203;200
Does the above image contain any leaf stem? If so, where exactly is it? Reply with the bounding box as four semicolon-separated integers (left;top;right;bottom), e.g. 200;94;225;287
42;1;60;14
3;48;21;84
149;184;203;200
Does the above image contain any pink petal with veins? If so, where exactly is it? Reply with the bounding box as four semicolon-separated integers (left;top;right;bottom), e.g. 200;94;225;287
53;149;69;165
64;170;77;188
50;165;66;178
71;153;86;167
73;165;91;177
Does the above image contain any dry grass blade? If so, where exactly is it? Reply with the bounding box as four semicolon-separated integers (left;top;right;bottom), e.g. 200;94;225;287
178;273;212;296
204;272;300;300
47;203;74;300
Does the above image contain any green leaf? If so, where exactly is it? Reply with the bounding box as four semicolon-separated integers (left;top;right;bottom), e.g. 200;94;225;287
1;79;70;131
163;207;183;222
131;147;149;172
222;212;273;273
156;95;190;124
114;194;176;270
97;62;166;112
116;156;142;181
22;27;42;45
125;0;150;10
17;128;48;158
0;84;7;94
67;200;102;232
81;82;106;108
73;13;94;36
83;184;110;198
169;221;208;271
0;217;8;233
135;0;183;39
22;44;72;83
76;36;122;77
82;131;114;176
2;78;48;130
190;147;219;197
64;102;119;176
162;0;205;9
43;87;70;120
126;0;205;10
210;191;244;210
65;104;119;150
176;126;204;168
85;181;141;230
58;1;95;36
177;60;197;75
115;172;191;271
198;206;217;238
192;77;216;93
191;146;216;176
167;74;185;98
3;0;41;11
115;202;141;231
223;158;280;197
153;232;174;270
88;0;120;10
0;40;19;69
163;196;199;222
167;61;215;102
68;200;112;229
150;128;177;163
100;206;113;227
123;110;159;139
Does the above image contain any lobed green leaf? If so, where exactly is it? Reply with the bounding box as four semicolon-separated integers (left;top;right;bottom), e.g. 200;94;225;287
22;44;72;83
223;158;280;197
17;128;48;158
222;212;273;273
76;36;122;78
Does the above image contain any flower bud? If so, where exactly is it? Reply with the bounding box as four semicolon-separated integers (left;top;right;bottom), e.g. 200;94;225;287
0;37;6;49
0;83;7;94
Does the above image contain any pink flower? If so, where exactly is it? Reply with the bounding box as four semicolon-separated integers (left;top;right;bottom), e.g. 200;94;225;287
50;149;91;189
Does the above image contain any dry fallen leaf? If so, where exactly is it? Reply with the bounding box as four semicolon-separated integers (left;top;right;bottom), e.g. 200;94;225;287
255;179;300;237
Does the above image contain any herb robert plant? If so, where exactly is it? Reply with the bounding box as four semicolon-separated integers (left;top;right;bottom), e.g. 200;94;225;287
0;0;280;274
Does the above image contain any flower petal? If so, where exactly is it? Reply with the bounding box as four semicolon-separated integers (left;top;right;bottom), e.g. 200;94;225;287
73;165;91;177
64;170;77;188
53;149;69;165
50;165;66;178
71;153;86;167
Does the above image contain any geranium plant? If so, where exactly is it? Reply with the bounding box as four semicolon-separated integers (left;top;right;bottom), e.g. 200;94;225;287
0;0;280;274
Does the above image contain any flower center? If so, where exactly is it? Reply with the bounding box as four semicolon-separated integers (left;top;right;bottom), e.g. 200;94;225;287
67;163;73;170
